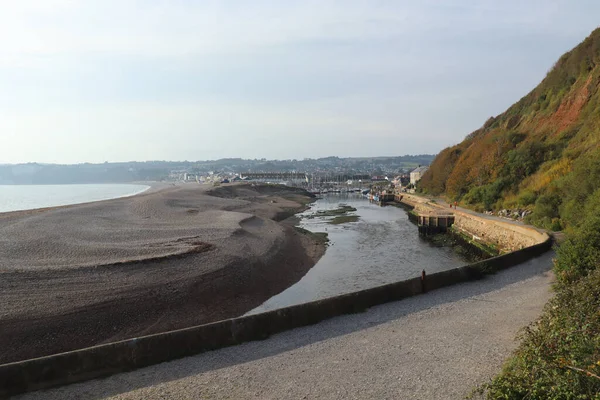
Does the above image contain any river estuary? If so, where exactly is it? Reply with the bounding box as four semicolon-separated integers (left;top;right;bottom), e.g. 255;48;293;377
250;194;473;313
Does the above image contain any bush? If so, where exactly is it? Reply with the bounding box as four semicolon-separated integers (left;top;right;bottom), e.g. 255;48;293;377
559;150;600;227
428;28;600;398
554;232;600;284
463;179;510;210
517;190;538;206
482;268;600;399
534;194;561;218
554;210;600;284
483;175;600;399
525;194;562;230
502;141;550;185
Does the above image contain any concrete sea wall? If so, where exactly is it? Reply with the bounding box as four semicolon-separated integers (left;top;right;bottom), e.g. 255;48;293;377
396;193;546;253
0;231;552;398
451;212;545;253
395;193;425;208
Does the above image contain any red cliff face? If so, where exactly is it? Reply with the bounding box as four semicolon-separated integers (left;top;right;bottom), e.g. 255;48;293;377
419;28;600;224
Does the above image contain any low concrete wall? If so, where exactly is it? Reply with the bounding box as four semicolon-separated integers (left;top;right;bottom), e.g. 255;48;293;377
0;235;553;398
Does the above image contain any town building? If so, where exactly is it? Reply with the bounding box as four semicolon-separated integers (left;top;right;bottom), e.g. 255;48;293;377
392;174;410;187
410;166;429;185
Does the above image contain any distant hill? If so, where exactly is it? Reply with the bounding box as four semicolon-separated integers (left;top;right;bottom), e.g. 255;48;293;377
0;155;435;185
419;27;600;230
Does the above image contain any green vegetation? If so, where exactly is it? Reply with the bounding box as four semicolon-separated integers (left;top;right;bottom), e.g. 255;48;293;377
317;204;357;216
311;232;330;243
421;232;492;263
303;203;360;224
419;27;600;227
484;212;600;399
416;28;600;398
328;215;360;225
480;255;600;399
305;204;357;219
449;228;499;258
294;226;330;244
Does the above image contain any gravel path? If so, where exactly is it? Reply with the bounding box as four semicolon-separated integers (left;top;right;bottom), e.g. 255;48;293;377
19;252;554;400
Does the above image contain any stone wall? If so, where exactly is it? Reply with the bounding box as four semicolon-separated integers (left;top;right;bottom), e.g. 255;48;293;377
394;193;427;208
396;195;548;253
451;211;546;253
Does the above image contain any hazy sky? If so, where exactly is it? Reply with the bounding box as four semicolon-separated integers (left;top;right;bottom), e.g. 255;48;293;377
1;1;598;164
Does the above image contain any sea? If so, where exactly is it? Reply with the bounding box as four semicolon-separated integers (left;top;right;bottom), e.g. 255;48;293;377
0;184;150;214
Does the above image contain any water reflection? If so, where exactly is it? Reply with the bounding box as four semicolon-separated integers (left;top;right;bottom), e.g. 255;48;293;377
249;194;471;313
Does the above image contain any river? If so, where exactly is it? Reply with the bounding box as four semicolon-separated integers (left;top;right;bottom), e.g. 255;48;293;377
249;194;472;313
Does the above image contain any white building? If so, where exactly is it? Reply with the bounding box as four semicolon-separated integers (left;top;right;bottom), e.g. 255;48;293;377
410;166;429;185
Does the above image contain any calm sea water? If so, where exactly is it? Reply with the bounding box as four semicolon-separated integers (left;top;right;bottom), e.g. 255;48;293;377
249;194;471;313
0;184;150;213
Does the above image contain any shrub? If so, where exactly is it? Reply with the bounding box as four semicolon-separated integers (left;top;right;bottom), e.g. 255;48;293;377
517;190;537;206
559;150;600;227
525;194;562;230
482;268;600;399
554;207;600;284
534;194;561;218
463;179;510;210
483;167;600;399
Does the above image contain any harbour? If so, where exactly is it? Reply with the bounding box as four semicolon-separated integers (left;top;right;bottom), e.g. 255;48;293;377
249;193;474;313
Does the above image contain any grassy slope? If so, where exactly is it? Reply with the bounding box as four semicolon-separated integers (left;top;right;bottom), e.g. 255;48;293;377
420;28;600;230
417;28;600;399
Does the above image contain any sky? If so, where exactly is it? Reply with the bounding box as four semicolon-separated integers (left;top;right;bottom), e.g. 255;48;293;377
1;1;599;164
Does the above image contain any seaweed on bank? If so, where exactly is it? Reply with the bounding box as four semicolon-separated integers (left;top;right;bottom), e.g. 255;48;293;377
294;226;330;244
404;209;419;224
328;215;360;225
448;228;499;258
420;231;494;263
303;204;356;219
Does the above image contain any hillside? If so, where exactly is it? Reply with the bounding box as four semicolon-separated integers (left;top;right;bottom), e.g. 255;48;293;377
0;155;434;185
421;28;600;399
419;27;600;231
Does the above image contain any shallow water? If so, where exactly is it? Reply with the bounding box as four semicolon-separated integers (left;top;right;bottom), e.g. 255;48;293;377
249;194;471;313
0;184;150;213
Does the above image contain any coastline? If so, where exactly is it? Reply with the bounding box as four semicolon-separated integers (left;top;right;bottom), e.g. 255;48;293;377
0;183;325;364
0;182;161;217
0;187;554;397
